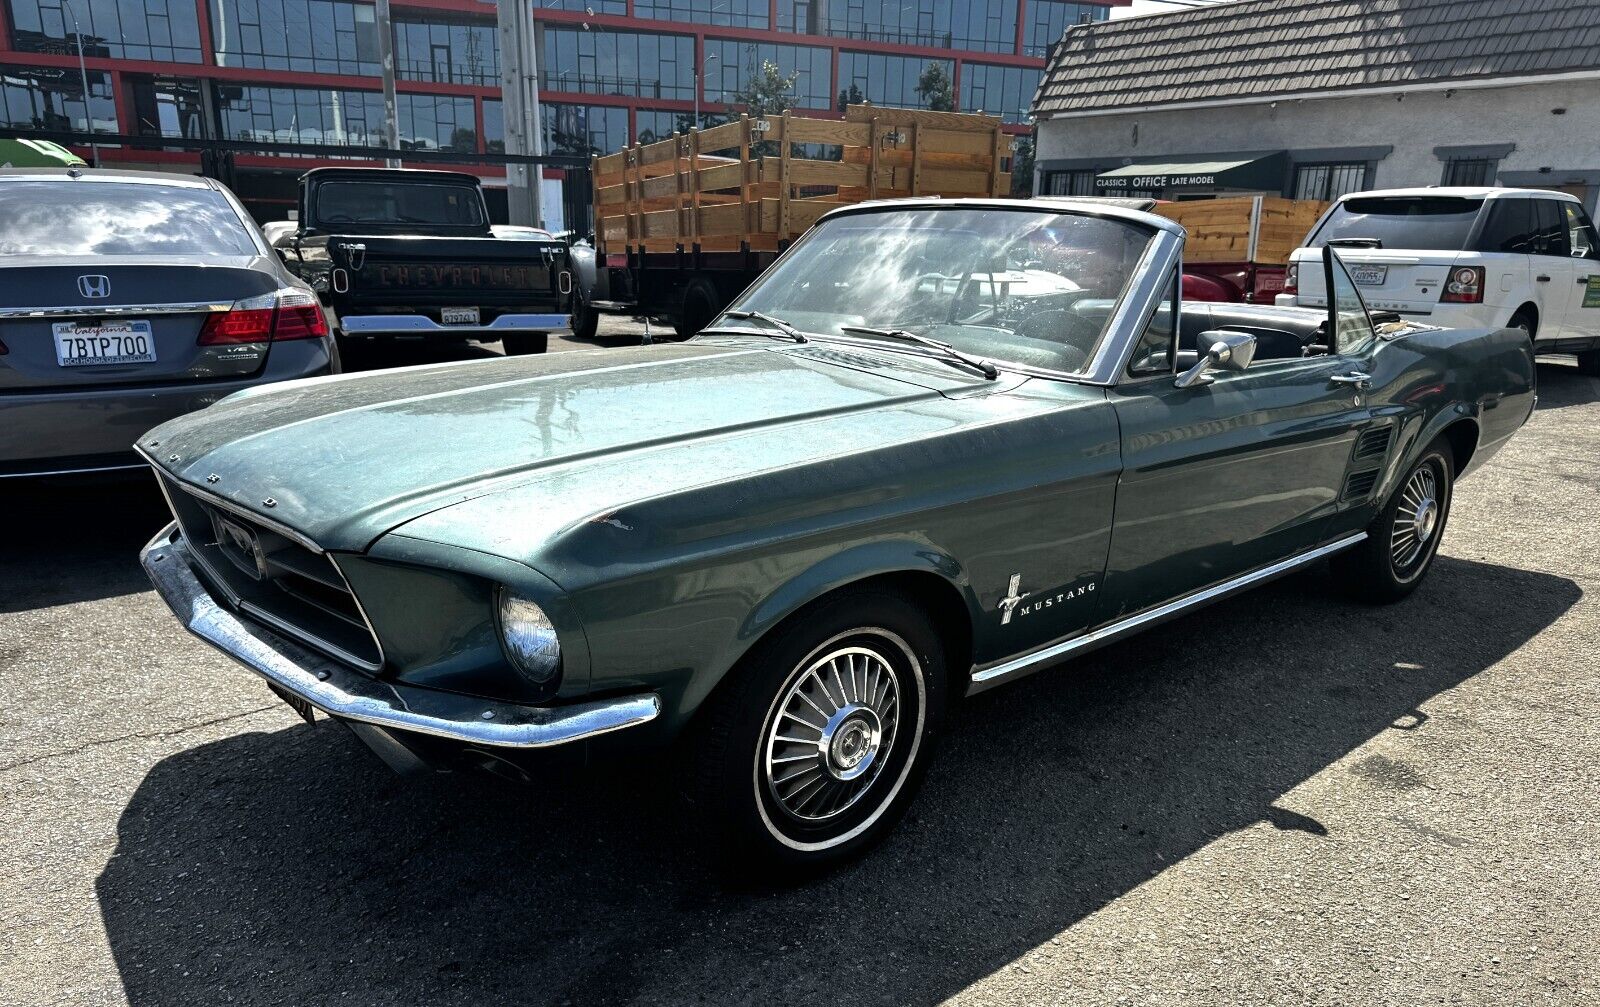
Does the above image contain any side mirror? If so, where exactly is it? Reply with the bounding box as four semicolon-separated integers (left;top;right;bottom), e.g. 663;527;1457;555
1175;330;1257;388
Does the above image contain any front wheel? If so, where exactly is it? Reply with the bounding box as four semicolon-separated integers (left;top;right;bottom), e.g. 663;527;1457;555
1331;442;1454;603
501;332;548;356
687;590;947;877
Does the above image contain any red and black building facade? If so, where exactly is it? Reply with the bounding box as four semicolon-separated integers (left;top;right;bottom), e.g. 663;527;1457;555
0;0;1122;220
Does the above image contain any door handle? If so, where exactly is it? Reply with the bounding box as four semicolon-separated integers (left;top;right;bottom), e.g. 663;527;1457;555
1579;276;1593;284
1536;274;1552;282
1330;372;1372;388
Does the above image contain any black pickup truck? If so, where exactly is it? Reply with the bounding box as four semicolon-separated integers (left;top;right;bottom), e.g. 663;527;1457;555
267;167;571;355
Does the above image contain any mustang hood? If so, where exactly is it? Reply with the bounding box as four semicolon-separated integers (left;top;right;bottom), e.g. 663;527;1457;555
142;342;978;552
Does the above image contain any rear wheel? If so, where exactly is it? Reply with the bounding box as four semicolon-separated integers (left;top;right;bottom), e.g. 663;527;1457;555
673;277;721;340
1507;307;1537;344
570;290;599;340
501;332;548;356
1577;349;1600;376
687;590;947;877
1331;442;1454;603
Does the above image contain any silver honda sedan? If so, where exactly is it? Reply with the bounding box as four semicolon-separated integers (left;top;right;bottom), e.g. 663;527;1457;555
0;168;337;478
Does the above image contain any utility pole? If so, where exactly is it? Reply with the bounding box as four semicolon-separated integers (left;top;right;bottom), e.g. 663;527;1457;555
65;0;99;166
374;0;401;167
497;0;544;227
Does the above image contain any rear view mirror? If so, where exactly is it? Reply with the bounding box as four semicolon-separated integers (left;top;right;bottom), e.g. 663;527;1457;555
1175;330;1257;388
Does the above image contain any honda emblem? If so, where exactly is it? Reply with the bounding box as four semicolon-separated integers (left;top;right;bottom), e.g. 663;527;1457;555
77;274;111;298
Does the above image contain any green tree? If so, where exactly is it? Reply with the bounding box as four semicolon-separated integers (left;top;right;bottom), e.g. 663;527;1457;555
836;83;865;114
1010;133;1035;197
727;59;798;157
916;62;954;112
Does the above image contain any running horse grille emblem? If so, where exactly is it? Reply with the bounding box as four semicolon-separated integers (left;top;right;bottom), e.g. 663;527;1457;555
77;274;111;299
998;574;1030;625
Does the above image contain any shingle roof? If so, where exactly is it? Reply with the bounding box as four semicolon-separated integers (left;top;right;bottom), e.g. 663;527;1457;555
1033;0;1600;117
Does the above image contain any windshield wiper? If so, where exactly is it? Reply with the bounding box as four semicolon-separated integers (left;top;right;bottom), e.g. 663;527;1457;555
716;309;808;342
839;325;998;380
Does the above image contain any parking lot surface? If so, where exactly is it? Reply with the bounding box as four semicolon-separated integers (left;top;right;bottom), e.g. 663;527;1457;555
2;338;1597;1006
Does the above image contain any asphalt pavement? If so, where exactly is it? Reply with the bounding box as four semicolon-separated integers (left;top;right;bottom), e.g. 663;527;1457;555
2;332;1597;1006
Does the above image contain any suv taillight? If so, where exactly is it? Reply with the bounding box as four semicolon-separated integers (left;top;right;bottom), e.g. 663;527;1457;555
1440;266;1485;304
198;290;329;345
1283;262;1299;296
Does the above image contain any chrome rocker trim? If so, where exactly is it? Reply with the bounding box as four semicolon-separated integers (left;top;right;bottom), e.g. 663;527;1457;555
339;313;572;336
969;532;1369;694
140;524;662;748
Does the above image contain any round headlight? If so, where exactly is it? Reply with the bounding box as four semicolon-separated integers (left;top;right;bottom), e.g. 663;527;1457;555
497;588;561;684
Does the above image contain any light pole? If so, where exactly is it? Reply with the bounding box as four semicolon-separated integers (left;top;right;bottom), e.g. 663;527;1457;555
695;52;719;129
63;0;100;166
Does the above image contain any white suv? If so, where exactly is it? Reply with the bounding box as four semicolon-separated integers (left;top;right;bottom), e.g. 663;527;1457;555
1279;187;1600;374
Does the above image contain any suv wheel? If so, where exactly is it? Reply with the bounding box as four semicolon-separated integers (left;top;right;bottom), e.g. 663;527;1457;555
1508;308;1537;344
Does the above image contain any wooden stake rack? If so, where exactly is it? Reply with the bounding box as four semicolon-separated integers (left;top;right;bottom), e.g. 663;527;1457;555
592;105;1015;256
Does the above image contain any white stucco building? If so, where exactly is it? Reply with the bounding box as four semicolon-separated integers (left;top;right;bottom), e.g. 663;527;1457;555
1032;0;1600;214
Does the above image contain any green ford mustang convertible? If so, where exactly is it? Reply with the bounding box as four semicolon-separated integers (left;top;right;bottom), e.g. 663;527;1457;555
138;199;1535;872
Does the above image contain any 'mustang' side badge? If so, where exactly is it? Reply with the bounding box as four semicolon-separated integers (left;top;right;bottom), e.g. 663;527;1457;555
999;574;1095;625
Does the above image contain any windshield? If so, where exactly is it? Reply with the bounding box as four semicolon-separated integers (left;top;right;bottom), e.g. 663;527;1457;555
315;180;484;227
0;180;257;256
1309;196;1484;251
720;207;1157;374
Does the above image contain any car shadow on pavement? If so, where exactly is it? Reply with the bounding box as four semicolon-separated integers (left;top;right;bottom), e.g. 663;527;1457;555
1534;359;1600;410
95;555;1580;1007
0;473;169;612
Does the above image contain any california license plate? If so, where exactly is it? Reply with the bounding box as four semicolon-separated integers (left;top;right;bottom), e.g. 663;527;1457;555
53;320;156;366
1350;264;1388;286
441;307;480;325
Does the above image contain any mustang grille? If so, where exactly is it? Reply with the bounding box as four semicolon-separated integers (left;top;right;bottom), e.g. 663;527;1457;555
157;475;383;671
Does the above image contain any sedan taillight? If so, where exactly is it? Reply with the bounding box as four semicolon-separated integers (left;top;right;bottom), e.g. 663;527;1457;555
198;290;329;345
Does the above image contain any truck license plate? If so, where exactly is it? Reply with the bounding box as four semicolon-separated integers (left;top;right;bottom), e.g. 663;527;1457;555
1350;265;1388;286
53;320;157;366
441;307;480;326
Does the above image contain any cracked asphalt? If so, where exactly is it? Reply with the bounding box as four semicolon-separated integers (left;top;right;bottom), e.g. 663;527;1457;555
2;333;1597;1006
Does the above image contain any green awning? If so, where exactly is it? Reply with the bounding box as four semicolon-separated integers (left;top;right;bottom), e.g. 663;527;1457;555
0;138;87;168
1096;152;1286;191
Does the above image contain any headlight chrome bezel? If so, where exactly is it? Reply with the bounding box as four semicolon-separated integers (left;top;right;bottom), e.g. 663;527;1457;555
495;586;562;686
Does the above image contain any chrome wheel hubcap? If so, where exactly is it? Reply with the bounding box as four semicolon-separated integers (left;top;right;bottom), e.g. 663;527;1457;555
1392;465;1440;570
765;645;900;821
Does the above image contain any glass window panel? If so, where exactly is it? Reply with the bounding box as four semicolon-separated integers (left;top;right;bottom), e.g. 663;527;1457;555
538;27;693;100
216;83;383;146
1023;1;1110;57
10;0;204;61
959;63;1040;123
396;92;476;151
791;0;1018;52
1293;162;1367;202
211;0;381;75
634;0;767;29
540;102;628;156
0;63;117;132
837;52;951;110
393;16;498;85
705;40;832;110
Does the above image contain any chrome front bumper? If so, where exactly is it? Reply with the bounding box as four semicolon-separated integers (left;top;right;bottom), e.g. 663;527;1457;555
140;524;660;749
338;313;572;337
